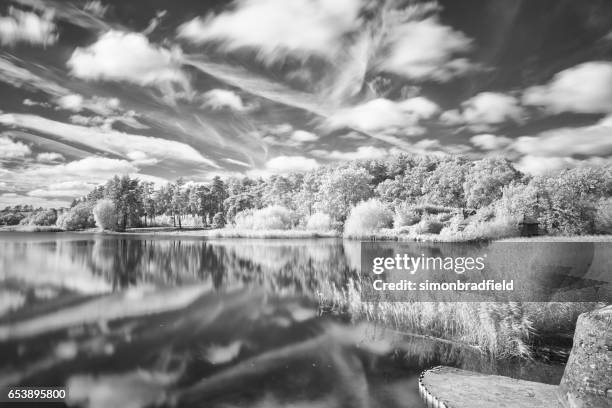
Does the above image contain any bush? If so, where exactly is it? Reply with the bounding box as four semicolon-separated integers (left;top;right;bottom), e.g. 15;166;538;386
30;209;58;226
0;212;25;226
344;199;393;236
252;206;293;230
234;209;254;229
93;199;118;230
233;206;293;230
212;212;225;229
306;212;332;231
415;216;444;234
461;215;519;241
393;203;421;228
56;203;95;231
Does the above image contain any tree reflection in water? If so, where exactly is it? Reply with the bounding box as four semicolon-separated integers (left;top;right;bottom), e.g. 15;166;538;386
83;237;358;298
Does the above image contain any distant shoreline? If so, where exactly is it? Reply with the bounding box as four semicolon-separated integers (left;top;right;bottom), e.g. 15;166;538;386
2;225;612;242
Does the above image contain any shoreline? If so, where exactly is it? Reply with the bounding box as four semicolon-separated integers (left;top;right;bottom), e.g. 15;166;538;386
2;225;612;242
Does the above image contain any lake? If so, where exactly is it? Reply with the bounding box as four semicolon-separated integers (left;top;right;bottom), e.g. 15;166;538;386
0;232;581;407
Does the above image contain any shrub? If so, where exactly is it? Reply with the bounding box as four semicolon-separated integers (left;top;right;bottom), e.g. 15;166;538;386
393;203;421;229
56;203;95;231
233;206;293;230
343;199;393;236
252;206;292;230
93;199;118;230
212;212;225;229
234;209;254;229
462;215;520;240
306;212;332;231
30;209;58;226
415;216;444;234
0;212;25;226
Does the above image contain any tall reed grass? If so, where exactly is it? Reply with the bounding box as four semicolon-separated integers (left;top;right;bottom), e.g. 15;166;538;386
316;276;601;359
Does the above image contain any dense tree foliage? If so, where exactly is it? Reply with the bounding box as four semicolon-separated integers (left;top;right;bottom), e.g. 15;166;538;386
3;154;611;235
56;203;95;231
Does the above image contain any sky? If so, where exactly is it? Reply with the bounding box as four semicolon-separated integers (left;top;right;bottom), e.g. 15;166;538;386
0;0;611;207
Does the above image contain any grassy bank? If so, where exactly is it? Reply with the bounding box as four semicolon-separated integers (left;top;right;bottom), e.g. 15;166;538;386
114;227;340;239
4;225;612;243
343;229;481;242
498;235;612;242
345;231;612;243
317;277;604;359
0;225;64;232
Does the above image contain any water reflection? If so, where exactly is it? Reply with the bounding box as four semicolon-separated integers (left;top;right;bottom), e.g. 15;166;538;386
0;233;570;408
0;234;359;300
0;286;561;408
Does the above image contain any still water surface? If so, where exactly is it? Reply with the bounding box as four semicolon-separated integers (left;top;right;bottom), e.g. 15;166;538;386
0;233;566;407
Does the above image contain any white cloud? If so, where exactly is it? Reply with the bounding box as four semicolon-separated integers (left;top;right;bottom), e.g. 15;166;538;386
0;8;57;47
514;155;577;175
0;193;67;209
470;134;513;150
177;0;362;64
513;156;612;176
439;109;463;126
326;96;438;134
28;181;97;198
512;115;612;157
258;155;319;175
57;94;121;116
379;18;474;81
23;98;49;108
290;130;319;143
442;92;523;130
223;158;251;167
126;151;158;166
0;136;31;158
327;99;407;132
28;157;137;178
522;61;612;114
260;127;319;148
36;152;65;163
314;146;389;161
201;89;247;111
0;156;150;205
397;96;440;119
462;92;523;125
69;111;146;130
56;94;84;111
68;31;189;98
0;114;217;167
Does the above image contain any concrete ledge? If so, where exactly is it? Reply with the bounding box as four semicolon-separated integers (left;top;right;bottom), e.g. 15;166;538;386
418;366;558;408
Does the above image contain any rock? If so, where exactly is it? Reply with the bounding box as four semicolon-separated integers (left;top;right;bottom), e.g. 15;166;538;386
558;305;612;408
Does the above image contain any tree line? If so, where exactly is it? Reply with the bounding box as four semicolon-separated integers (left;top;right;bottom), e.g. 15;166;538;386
2;154;611;235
